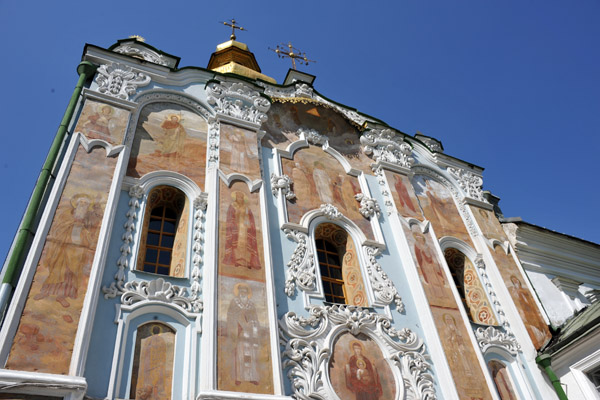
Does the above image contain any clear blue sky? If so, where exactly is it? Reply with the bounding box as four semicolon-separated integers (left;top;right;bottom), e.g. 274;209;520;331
1;0;598;264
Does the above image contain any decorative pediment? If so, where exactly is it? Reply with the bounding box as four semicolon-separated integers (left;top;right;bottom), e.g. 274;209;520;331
113;44;169;66
122;278;203;314
447;167;487;203
206;81;271;125
320;203;343;220
475;326;520;356
95;63;151;100
360;128;415;168
279;305;436;400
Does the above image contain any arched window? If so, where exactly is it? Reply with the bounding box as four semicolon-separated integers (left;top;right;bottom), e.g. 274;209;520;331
130;322;175;399
315;223;368;306
488;360;519;400
444;248;498;326
137;186;189;277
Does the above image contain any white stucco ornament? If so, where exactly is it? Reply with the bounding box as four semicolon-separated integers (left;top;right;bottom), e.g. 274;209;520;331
320;203;343;220
190;196;207;302
297;127;328;146
364;246;405;312
113;45;169;66
279;305;437;400
284;229;317;296
361;128;415;168
355;192;381;218
271;173;296;200
475;326;520;356
447;167;487;202
121;278;203;314
206;81;271;124
95;63;151;100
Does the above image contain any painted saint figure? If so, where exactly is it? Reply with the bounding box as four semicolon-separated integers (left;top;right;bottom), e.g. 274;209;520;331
135;325;171;400
227;283;260;386
313;161;334;204
82;104;113;140
345;341;382;400
33;193;99;308
223;191;261;269
394;176;417;213
509;275;548;347
442;313;477;387
413;232;448;300
159;114;187;155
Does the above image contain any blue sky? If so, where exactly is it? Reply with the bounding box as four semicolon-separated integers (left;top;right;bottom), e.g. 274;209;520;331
0;0;599;263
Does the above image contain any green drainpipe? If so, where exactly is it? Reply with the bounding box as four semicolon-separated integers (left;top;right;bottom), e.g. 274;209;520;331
0;61;97;315
536;354;568;400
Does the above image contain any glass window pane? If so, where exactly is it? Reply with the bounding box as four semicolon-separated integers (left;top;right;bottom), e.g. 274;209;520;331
319;263;328;277
161;235;174;248
325;294;334;303
164;208;177;219
323;282;332;295
163;221;176;233
147;233;160;246
332;284;344;297
327;253;340;266
317;250;327;263
143;264;155;273
149;219;162;231
145;249;157;263
329;266;343;280
151;206;162;216
325;241;337;253
158;251;171;266
157;266;170;275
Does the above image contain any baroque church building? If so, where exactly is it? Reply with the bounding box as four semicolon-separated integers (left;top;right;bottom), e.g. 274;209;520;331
0;34;597;400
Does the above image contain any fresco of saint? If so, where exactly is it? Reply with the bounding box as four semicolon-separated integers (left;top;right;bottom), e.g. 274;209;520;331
74;100;129;144
508;274;550;348
226;283;260;386
222;191;260;270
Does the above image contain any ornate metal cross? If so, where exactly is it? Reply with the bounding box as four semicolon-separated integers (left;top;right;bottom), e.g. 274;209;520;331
269;42;316;70
221;18;246;41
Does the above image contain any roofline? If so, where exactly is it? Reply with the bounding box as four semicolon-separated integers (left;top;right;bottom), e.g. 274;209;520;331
501;217;600;247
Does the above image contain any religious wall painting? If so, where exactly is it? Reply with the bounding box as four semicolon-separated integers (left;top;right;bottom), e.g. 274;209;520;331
470;206;506;242
411;175;472;245
488;360;519;400
386;171;422;220
129;322;175;400
262;102;372;171
315;223;368;307
74;99;130;145
127;102;208;190
216;277;274;394
219;123;261;181
490;245;551;349
7;145;117;374
431;306;494;400
328;332;396;400
444;248;498;326
218;180;265;281
403;222;455;309
281;146;374;240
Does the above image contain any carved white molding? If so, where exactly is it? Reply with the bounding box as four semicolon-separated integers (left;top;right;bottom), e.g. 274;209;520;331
360;128;415;168
475;326;520;356
271;173;296;200
373;166;396;216
261;83;368;127
355;193;381;219
96;62;151;100
206;81;271;125
121;277;203;313
364;246;405;312
411;166;479;237
297;127;328;146
284;229;316;296
279;305;436;400
420;137;443;153
113;45;169;66
474;256;520;354
191;196;208;303
207;118;220;166
102;185;144;299
447;167;487;203
319;204;343;221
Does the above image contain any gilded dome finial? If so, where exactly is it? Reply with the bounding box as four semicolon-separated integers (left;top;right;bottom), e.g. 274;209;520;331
221;18;247;41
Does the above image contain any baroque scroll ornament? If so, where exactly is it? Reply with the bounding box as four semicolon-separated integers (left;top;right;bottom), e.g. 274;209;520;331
361;128;415;168
206;81;271;124
279;305;436;400
447;167;487;202
102;185;144;298
354;193;381;218
190;196;208;303
271;173;296;200
121;277;203;313
364;246;405;312
95;63;151;100
475;326;520;356
113;45;169;66
320;203;343;220
284;229;316;296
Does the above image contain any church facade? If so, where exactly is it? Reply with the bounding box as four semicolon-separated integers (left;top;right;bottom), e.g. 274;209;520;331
0;36;582;399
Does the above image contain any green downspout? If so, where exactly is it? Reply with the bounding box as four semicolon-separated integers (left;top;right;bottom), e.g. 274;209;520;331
1;61;97;288
536;354;568;400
